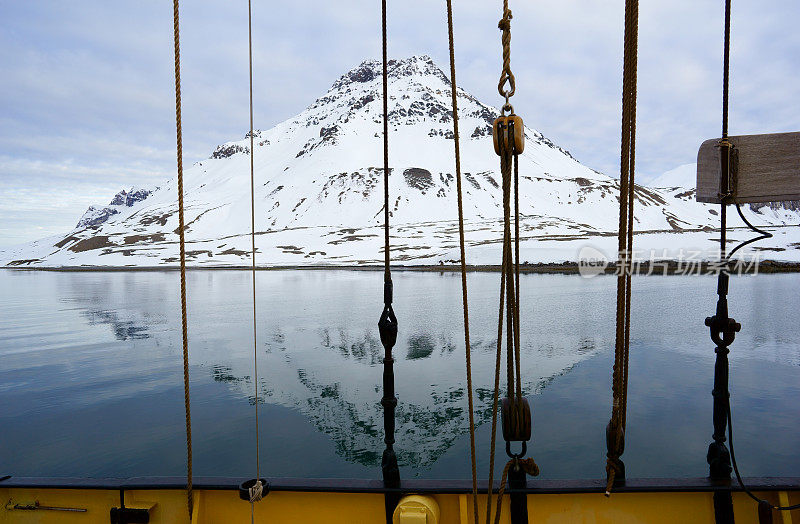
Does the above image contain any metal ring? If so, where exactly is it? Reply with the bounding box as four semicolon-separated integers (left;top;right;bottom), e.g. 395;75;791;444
505;440;527;459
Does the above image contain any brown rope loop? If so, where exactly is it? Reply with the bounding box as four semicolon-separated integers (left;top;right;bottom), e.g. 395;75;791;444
605;459;624;496
497;8;515;98
492;457;539;524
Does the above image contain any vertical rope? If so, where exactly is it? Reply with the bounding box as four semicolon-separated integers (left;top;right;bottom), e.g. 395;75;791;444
513;155;522;406
485;3;537;521
171;0;193;517
722;0;730;141
709;3;797;512
444;2;479;522
485;255;506;524
621;0;638;433
247;0;261;486
606;0;638;495
497;0;515;102
378;4;400;521
382;0;391;281
719;0;731;259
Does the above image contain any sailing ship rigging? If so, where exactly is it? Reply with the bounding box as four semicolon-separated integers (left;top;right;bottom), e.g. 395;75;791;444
1;1;798;523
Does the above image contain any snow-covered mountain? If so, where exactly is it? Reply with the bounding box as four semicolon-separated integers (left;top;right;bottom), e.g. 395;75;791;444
3;55;799;267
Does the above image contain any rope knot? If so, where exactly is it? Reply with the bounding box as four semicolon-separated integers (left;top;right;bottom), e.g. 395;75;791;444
498;11;512;31
604;458;625;496
249;479;264;503
518;457;539;477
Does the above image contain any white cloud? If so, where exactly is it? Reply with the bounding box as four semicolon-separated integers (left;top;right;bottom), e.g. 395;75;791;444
1;0;798;244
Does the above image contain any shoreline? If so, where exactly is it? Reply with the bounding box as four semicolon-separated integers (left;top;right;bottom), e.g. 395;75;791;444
3;260;800;275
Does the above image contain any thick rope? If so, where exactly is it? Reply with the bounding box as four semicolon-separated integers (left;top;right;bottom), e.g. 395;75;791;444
621;0;638;435
171;0;193;517
493;458;539;524
497;0;515;107
246;0;263;498
484;3;533;521
606;0;638;496
501;136;517;404
488;127;526;524
444;2;479;523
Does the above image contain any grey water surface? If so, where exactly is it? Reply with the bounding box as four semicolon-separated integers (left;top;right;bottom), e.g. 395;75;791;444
0;269;797;480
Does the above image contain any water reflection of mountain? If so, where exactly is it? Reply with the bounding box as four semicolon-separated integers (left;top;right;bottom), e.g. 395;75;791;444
55;270;620;469
210;327;600;468
81;308;150;340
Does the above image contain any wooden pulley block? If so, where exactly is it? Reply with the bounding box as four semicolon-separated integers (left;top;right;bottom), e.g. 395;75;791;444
493;115;525;155
501;396;531;442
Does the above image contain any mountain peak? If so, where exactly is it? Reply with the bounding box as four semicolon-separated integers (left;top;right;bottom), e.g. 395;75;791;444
330;55;448;91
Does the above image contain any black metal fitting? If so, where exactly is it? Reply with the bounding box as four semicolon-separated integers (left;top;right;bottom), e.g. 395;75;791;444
110;507;150;524
505;440;527;460
378;306;398;351
707;441;732;479
383;280;393;306
705;273;740;347
238;478;269;501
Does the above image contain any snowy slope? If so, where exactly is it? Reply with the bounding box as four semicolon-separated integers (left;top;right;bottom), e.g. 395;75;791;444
3;55;799;267
648;163;697;189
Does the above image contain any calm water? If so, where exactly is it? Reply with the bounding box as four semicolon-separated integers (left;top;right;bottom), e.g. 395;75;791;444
0;269;797;480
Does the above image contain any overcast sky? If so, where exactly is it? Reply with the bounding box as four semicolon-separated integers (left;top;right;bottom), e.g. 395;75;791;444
1;1;798;247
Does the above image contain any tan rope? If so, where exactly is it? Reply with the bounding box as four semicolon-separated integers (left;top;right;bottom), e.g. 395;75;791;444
246;0;263;498
497;0;515;107
484;2;535;520
493;457;539;524
621;0;638;434
606;0;638;496
485;110;531;524
513;155;522;408
501;135;516;404
444;2;479;523
171;0;193;517
485;253;506;524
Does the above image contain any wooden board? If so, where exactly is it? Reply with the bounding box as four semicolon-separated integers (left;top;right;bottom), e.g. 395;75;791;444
696;131;800;203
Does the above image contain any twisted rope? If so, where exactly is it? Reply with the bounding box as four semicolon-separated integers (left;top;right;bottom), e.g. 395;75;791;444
171;0;193;517
606;0;638;496
486;120;528;524
497;0;515;108
493;457;539;524
444;2;479;523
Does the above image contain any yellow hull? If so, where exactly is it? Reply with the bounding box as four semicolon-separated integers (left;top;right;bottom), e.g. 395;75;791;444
2;478;799;523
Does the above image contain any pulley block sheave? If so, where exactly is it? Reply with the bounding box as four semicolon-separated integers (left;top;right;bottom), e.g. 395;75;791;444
501;397;531;443
493;115;525;155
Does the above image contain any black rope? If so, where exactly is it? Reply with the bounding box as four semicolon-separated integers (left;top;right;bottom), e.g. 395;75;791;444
727;399;800;510
378;2;400;522
706;0;794;514
724;203;773;262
